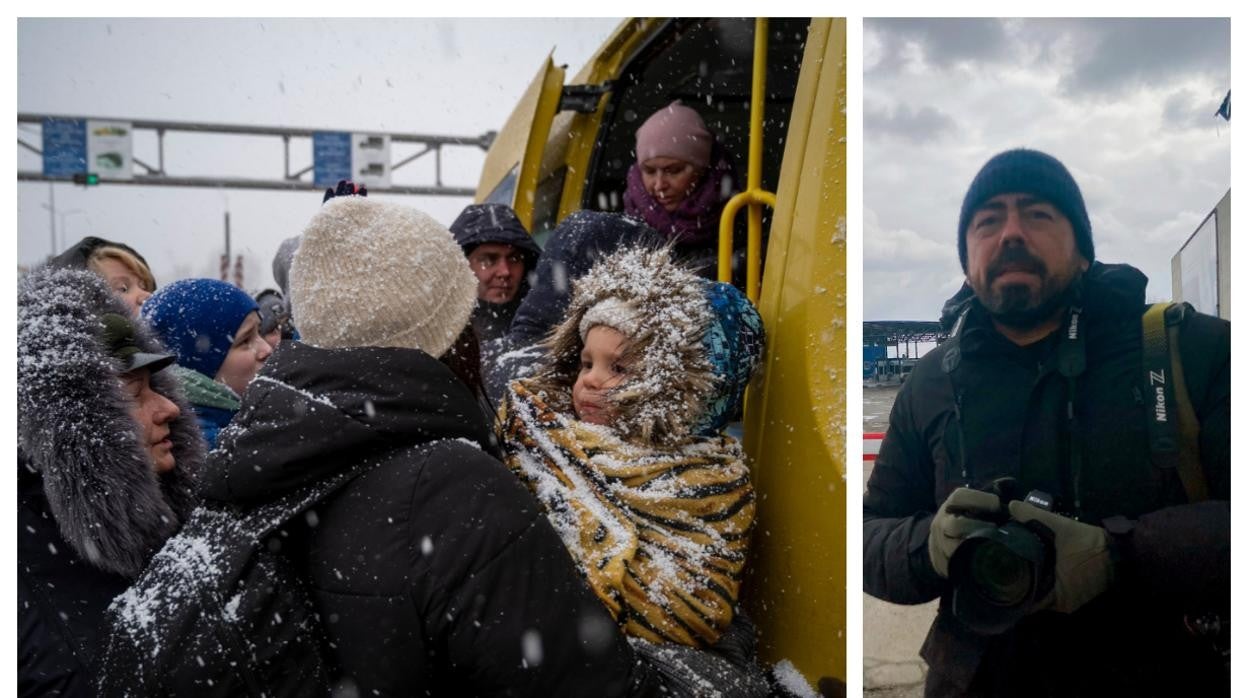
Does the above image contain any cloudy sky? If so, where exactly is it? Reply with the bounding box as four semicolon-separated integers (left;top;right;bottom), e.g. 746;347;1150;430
864;18;1231;321
17;18;622;289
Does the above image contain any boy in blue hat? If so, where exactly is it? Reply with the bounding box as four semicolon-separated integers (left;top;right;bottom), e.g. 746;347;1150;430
142;278;273;447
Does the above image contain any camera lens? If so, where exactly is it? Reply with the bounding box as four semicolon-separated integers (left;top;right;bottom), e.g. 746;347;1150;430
967;539;1034;607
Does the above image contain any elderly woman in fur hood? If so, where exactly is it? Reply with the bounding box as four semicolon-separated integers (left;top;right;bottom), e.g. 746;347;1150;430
499;244;764;650
17;267;201;696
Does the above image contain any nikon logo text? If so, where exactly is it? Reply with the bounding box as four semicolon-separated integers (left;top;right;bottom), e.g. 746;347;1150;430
1067;310;1081;340
1149;370;1167;422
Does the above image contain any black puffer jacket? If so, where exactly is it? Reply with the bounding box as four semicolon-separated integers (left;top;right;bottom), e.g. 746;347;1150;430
863;263;1230;697
197;341;659;697
17;267;202;696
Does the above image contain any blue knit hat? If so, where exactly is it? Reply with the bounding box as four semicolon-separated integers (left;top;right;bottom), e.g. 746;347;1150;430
141;279;259;379
957;148;1094;271
694;280;765;435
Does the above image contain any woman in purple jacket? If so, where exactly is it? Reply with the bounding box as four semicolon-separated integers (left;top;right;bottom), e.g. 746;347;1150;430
623;101;741;280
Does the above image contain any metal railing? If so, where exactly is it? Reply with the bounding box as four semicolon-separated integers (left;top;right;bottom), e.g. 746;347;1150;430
717;18;777;304
17;113;495;196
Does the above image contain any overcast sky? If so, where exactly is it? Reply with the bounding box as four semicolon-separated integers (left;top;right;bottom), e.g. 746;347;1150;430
17;18;622;290
864;18;1231;321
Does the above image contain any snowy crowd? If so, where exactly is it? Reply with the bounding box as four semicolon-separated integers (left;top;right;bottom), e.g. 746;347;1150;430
16;104;811;697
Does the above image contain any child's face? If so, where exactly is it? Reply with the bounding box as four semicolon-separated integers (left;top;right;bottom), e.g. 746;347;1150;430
572;325;629;425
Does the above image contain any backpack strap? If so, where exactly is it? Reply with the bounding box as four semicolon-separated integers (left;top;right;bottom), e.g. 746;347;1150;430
1142;302;1207;503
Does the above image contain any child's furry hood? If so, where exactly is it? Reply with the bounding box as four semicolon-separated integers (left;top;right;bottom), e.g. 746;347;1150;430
527;246;717;446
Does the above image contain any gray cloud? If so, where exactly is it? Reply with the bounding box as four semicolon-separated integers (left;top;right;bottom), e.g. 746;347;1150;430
864;102;957;145
1057;18;1230;97
867;18;1230;101
1162;88;1226;130
865;18;1230;323
866;18;1012;76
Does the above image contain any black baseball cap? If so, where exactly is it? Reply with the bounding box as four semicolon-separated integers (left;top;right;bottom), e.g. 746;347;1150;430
100;313;176;374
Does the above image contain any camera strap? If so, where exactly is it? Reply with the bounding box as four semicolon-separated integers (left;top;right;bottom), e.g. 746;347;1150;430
1141;302;1207;503
1057;306;1086;515
942;306;971;483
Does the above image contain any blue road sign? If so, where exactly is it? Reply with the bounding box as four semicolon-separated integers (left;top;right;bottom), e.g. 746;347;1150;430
43;118;87;177
313;131;352;187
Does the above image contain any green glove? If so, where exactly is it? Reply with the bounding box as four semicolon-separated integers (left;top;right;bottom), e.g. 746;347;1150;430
928;488;1001;579
1008;500;1114;614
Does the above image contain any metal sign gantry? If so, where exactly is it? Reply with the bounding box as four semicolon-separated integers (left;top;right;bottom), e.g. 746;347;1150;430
17;113;496;196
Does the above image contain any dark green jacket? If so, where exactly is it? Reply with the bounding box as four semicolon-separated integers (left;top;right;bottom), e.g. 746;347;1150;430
863;263;1230;697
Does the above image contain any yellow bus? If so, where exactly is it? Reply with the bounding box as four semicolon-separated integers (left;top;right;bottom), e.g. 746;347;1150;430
477;18;846;695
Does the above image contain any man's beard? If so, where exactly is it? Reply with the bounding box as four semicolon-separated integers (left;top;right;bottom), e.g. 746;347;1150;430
975;247;1079;330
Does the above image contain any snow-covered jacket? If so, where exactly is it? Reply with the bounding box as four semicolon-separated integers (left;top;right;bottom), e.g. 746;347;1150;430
499;246;763;640
17;267;202;697
196;341;660;697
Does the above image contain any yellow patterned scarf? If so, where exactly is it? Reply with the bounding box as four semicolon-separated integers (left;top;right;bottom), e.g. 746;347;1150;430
500;379;755;647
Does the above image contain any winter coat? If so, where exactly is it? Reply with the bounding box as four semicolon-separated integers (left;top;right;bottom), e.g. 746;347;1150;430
47;236;154;286
169;364;240;449
196;341;660;697
500;381;754;647
482;211;665;403
17;267;202;697
472;295;523;345
862;263;1230;697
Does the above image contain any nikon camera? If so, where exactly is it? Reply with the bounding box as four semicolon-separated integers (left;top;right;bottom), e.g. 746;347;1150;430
947;478;1058;635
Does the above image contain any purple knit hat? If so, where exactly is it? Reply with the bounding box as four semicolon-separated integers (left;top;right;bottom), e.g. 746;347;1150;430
635;101;713;169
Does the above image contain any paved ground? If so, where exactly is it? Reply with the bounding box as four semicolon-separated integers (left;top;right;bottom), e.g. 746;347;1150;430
861;384;933;697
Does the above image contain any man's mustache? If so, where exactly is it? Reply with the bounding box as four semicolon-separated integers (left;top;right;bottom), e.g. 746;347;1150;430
987;247;1047;282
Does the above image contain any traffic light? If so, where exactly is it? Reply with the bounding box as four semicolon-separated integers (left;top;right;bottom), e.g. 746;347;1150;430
72;172;100;186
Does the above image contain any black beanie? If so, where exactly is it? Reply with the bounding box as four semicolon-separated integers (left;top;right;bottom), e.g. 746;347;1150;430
957;149;1094;271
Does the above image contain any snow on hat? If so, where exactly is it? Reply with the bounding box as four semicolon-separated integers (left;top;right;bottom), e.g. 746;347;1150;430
534;245;728;446
141;278;259;379
693;280;765;435
290;196;477;358
635;101;713;169
957;148;1094;272
579;296;642;340
449;203;542;270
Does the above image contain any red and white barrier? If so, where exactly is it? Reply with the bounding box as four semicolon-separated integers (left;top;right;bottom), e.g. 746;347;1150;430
864;432;884;462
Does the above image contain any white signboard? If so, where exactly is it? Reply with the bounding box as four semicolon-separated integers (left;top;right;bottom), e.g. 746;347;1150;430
86;120;133;180
1179;213;1218;317
351;133;391;188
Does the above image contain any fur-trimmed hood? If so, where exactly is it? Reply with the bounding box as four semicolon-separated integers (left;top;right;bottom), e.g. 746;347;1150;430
525;246;718;446
17;267;202;578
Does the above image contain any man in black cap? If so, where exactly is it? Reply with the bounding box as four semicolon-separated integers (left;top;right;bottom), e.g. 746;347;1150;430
448;203;542;343
863;148;1229;696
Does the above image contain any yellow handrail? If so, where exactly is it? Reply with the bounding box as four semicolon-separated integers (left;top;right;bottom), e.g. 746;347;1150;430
718;17;777;304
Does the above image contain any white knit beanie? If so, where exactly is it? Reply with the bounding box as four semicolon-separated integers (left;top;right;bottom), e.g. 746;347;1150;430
290;197;478;358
